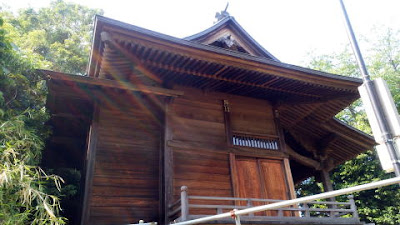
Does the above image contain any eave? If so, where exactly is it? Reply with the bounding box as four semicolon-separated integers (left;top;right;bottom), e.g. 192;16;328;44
88;16;362;89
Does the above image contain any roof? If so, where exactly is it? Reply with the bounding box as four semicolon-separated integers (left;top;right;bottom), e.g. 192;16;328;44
55;15;375;181
88;16;362;85
185;16;279;61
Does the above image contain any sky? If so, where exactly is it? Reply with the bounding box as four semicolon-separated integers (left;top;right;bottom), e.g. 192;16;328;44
1;0;400;66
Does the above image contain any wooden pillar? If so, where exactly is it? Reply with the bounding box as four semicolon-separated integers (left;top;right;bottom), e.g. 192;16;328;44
320;169;334;193
81;103;100;225
320;170;334;196
273;109;288;154
320;169;336;217
223;100;233;145
164;98;174;224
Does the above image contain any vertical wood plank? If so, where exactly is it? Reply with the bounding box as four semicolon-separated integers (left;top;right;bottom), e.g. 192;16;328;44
284;158;299;217
223;100;233;145
283;158;297;200
229;153;239;200
274;109;287;153
81;103;100;225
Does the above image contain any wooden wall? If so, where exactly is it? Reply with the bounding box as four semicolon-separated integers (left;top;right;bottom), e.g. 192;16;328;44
87;93;163;225
169;86;278;202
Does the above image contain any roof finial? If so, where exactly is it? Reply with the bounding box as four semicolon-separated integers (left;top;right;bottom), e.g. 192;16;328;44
215;2;230;22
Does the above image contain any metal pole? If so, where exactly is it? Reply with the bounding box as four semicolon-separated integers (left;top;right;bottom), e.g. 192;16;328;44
338;0;400;176
171;177;400;225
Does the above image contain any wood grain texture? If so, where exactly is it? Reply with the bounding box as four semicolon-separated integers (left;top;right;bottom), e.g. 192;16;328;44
87;96;162;225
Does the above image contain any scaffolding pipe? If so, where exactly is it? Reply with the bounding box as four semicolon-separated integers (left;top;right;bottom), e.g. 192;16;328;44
171;176;400;225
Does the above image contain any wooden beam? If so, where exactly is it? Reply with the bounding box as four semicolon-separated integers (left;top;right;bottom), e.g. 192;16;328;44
43;70;184;97
288;131;319;158
289;131;340;168
286;145;321;170
167;140;228;153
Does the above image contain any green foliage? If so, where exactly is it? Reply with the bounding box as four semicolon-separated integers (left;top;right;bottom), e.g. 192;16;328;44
0;16;66;224
1;0;103;74
0;1;103;223
298;27;400;225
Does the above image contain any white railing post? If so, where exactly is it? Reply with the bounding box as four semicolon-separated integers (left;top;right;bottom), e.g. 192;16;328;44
348;195;359;219
181;186;189;221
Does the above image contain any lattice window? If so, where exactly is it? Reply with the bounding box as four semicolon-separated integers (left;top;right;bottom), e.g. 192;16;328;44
232;133;279;150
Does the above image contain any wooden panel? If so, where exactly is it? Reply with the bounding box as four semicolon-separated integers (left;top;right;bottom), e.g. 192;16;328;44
230;99;276;135
235;159;263;199
259;160;288;200
87;97;162;225
259;159;291;216
235;158;265;216
172;147;232;215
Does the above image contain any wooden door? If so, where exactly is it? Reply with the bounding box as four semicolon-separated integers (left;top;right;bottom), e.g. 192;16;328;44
258;159;291;216
234;157;290;216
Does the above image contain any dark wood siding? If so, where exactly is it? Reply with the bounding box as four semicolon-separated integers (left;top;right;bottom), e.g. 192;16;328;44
88;98;162;225
169;87;232;213
169;86;278;203
230;98;276;136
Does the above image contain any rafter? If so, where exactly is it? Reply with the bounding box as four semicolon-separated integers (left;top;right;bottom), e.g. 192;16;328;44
101;31;162;83
142;59;322;98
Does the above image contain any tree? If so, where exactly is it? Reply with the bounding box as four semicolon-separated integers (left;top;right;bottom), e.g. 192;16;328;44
0;17;65;224
0;1;103;223
298;28;400;225
1;0;103;75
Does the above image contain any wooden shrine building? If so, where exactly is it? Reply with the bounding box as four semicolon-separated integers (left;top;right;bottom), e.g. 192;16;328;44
42;14;376;225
